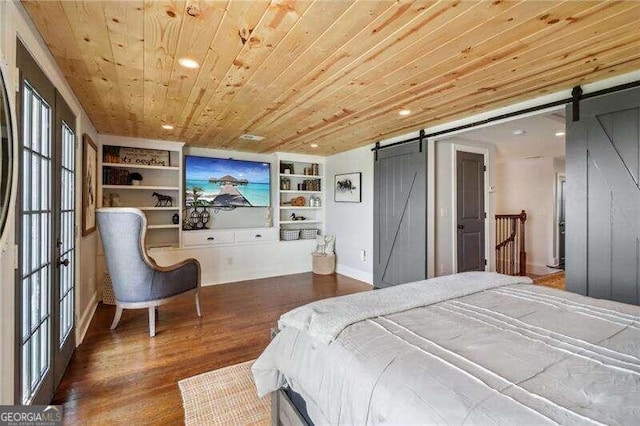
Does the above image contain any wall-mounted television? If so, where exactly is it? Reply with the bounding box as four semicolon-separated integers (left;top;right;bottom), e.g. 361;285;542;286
184;155;271;207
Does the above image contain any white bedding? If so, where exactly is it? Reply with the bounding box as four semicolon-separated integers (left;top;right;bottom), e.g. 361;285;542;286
252;273;640;425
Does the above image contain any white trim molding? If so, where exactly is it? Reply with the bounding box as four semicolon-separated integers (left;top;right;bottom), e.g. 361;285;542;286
76;290;98;346
450;144;491;274
336;264;373;285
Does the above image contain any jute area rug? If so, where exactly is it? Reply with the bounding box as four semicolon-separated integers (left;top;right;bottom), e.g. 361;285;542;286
179;360;270;426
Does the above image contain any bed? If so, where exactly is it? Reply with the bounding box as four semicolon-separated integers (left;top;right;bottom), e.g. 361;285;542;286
252;272;640;425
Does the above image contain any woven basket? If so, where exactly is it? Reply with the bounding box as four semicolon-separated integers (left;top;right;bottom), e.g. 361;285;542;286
300;229;318;239
280;229;300;241
312;254;335;275
102;273;116;305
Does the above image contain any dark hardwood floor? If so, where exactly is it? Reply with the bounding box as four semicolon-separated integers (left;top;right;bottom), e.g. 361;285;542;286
55;272;371;424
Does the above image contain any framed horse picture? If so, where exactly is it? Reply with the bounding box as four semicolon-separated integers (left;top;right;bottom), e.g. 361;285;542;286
334;172;361;203
82;134;98;235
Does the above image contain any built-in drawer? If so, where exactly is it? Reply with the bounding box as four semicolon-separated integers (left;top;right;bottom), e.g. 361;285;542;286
182;230;235;247
234;228;278;243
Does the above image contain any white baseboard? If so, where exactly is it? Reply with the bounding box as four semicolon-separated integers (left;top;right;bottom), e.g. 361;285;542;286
336;264;373;285
76;290;98;346
528;263;561;276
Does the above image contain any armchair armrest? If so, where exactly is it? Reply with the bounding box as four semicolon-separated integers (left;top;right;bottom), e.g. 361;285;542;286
148;258;201;300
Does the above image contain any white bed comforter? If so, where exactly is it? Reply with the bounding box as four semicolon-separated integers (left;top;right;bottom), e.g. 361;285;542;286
252;273;640;425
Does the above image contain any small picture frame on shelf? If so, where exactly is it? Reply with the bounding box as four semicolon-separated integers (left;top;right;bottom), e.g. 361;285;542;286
334;172;361;203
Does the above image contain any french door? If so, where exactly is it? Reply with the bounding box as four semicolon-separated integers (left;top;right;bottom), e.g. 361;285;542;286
16;41;76;405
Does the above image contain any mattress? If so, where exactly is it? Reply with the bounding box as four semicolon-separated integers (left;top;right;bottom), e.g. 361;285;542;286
252;273;640;425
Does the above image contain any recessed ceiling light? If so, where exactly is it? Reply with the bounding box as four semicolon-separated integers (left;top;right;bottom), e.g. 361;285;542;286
512;129;526;136
555;131;565;137
161;124;174;130
310;143;319;148
399;109;411;116
178;57;200;69
239;134;264;141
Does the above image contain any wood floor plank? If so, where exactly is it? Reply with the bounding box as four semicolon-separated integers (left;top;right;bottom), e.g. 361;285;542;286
53;273;371;424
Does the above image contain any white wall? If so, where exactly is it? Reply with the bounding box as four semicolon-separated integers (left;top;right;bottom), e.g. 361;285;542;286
0;1;98;404
434;138;496;276
325;146;374;284
495;156;565;274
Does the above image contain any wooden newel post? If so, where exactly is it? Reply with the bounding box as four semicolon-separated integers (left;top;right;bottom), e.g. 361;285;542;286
519;210;527;276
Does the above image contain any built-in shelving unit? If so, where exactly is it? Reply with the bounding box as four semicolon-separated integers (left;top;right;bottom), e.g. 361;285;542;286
276;154;325;241
98;136;184;248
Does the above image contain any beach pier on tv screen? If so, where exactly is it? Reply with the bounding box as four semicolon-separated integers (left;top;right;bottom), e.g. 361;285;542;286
185;155;271;208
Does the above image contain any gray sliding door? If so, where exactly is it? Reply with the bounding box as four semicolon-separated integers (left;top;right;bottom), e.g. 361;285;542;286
566;86;640;304
374;140;427;288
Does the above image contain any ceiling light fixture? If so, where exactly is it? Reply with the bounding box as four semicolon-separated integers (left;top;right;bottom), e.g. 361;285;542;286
310;143;319;148
161;124;174;130
512;129;526;136
178;57;200;69
555;131;565;137
398;109;411;116
239;134;264;141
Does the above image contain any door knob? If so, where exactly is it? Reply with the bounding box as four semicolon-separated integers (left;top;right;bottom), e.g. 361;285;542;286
57;258;69;268
457;224;465;230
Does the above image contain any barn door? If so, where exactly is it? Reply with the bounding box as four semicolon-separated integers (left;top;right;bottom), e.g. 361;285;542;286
374;140;427;288
566;86;640;304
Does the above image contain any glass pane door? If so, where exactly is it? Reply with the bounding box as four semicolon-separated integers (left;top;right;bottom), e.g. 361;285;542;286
58;123;75;345
17;41;77;404
20;82;53;404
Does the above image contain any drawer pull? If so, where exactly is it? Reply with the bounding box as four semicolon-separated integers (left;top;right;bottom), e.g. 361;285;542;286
255;234;262;238
207;237;215;241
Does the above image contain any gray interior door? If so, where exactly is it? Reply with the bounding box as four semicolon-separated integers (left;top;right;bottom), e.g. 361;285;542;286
456;151;485;272
566;86;640;304
374;140;427;288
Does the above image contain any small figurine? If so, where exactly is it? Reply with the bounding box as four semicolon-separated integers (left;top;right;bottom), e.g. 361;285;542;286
290;213;306;221
152;192;173;207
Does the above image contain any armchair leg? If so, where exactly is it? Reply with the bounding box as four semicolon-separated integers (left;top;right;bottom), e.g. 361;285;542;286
149;306;156;337
111;305;123;330
195;290;202;317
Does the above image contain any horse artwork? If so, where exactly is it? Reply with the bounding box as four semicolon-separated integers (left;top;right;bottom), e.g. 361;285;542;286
334;172;361;203
152;192;173;207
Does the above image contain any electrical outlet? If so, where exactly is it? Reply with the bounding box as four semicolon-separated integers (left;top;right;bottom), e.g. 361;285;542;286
440;264;445;275
227;257;234;266
440;207;448;217
359;250;367;262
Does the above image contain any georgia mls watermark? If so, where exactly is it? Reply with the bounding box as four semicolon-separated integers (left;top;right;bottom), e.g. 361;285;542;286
0;406;62;426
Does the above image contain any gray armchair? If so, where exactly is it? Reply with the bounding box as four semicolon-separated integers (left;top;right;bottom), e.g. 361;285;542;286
97;208;201;337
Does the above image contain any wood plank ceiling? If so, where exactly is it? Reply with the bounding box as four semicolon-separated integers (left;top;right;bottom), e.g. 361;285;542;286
22;0;640;155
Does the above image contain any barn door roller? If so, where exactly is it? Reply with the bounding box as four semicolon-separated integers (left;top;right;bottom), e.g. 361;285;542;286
571;86;583;122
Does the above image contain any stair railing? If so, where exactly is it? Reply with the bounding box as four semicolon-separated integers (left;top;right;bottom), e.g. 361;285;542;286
495;210;527;276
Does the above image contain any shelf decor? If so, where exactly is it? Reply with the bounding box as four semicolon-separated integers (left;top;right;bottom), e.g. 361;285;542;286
82;134;98;235
334;172;361;203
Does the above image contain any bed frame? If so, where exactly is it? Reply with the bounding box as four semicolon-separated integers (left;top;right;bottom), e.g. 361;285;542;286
270;328;311;426
271;389;309;426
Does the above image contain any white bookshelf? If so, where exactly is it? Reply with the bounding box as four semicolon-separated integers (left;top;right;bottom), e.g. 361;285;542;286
98;136;184;248
276;153;326;241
